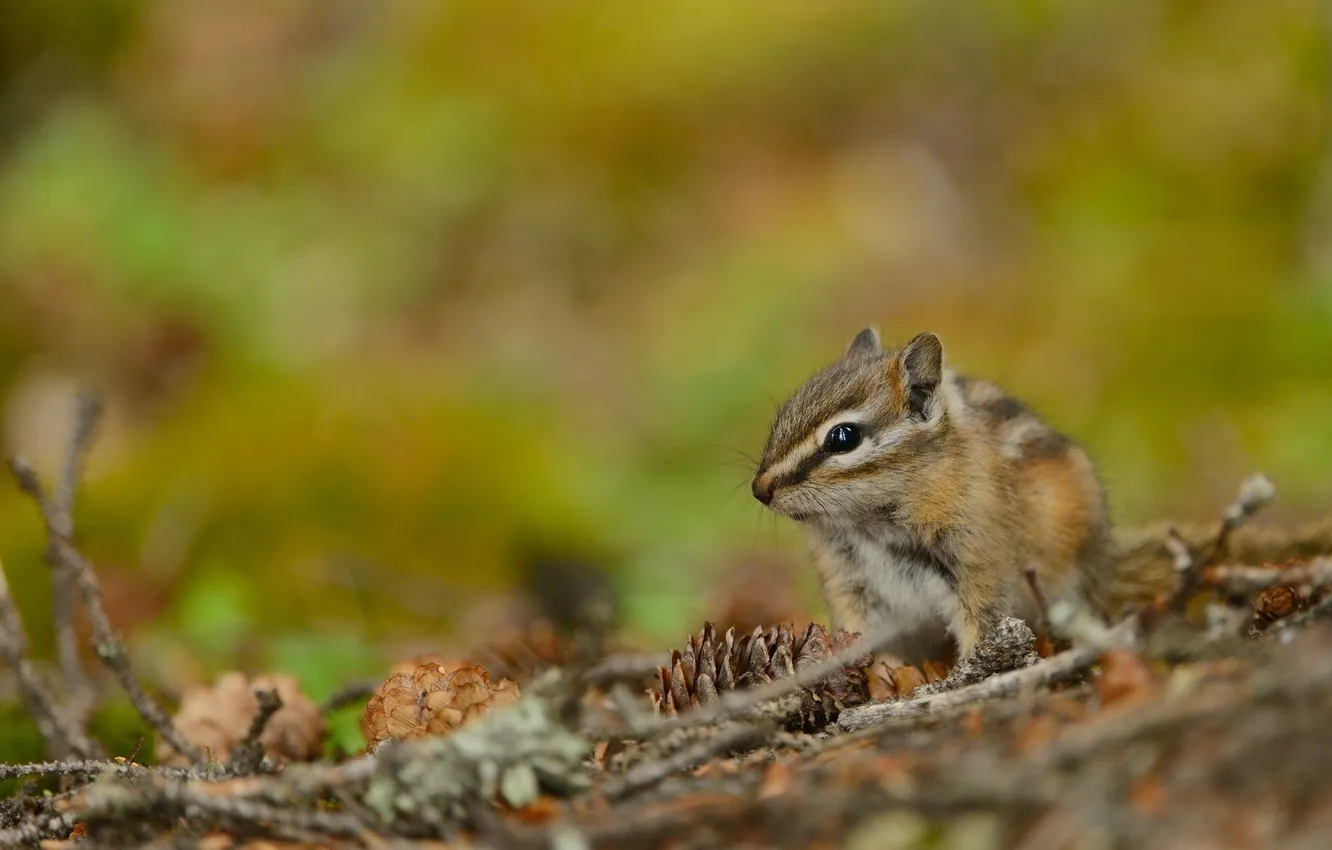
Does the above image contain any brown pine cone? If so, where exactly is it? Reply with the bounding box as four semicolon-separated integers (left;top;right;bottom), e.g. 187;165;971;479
158;672;325;767
363;663;520;749
1252;585;1315;628
650;622;872;730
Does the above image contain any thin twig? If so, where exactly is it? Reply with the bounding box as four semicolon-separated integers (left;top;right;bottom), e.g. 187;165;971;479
0;760;200;782
8;455;203;764
1204;473;1277;567
561;768;1055;850
834;616;1139;732
67;779;368;842
50;390;104;712
318;679;378;715
1208;558;1332;595
1023;644;1332;775
600;721;774;800
579;651;670;686
1169;474;1276;612
1165;527;1199;612
0;817;54;848
228;689;284;774
0;560;101;760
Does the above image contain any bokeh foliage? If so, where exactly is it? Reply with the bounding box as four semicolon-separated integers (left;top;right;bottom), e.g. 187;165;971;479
1;0;1330;712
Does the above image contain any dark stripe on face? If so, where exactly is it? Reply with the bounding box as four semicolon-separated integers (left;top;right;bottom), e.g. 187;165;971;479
770;448;829;490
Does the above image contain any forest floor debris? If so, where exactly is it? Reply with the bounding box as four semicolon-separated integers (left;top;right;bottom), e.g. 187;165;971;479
3;402;1332;848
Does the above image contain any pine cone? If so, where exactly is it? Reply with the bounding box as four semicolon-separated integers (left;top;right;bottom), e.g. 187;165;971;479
159;672;325;767
1252;585;1320;628
650;622;871;730
363;663;520;749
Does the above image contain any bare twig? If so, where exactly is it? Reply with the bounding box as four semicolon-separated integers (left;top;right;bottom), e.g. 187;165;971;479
318;679;378;715
8;455;203;764
1024;643;1332;776
1205;473;1276;566
601;721;774;800
0;817;54;848
0;560;101;760
834;616;1139;732
0;760;198;782
579;651;670;686
67;778;368;843
1165;526;1199;612
50;391;104;711
229;689;283;774
563;766;1055;850
1208;558;1332;595
1168;474;1276;612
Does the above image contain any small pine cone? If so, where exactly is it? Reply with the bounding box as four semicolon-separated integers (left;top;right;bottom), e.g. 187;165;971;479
1253;586;1305;627
159;672;325;767
650;622;871;730
364;663;519;749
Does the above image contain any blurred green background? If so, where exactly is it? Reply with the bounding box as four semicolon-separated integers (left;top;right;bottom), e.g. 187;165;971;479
2;0;1332;755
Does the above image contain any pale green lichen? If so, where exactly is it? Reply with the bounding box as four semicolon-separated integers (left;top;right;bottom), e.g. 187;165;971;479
364;689;591;835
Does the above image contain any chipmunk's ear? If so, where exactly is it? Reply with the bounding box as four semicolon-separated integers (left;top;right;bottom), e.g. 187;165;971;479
845;327;881;359
899;332;943;418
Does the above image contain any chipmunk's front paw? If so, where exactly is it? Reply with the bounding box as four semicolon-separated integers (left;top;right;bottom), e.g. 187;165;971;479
866;651;917;701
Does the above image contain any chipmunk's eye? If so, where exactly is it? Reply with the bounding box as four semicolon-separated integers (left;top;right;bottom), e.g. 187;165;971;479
823;423;862;453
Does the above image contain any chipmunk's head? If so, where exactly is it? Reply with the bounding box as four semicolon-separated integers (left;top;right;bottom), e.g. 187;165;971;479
751;328;951;522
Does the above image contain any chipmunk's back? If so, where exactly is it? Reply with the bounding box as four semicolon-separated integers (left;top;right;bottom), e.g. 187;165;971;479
952;373;1120;612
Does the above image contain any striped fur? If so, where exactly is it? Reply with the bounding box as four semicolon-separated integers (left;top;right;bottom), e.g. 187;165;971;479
752;329;1116;665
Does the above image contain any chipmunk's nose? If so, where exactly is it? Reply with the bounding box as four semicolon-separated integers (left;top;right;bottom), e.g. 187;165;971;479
751;475;774;505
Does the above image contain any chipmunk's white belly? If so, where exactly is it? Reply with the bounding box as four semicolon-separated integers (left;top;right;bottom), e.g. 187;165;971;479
854;529;958;626
815;523;959;662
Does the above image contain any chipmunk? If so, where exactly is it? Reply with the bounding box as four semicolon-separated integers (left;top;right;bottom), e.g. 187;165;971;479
750;328;1152;665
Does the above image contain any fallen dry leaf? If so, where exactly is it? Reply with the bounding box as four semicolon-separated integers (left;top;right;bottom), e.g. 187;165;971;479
510;794;562;824
1096;648;1158;709
758;760;793;799
1016;715;1063;754
1130;775;1167;816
